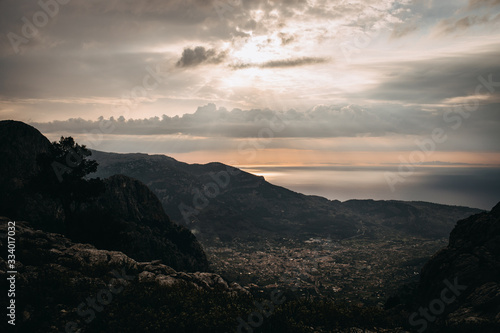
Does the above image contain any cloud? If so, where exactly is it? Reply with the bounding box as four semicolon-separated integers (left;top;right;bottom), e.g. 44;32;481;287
260;57;330;68
278;32;295;45
231;56;330;69
176;46;227;68
390;22;419;39
431;0;500;35
28;103;441;139
1;0;500;126
434;14;497;35
29;101;500;156
468;0;500;9
353;48;500;104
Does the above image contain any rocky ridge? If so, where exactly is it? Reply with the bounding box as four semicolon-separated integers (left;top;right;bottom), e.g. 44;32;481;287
0;219;247;332
413;202;500;331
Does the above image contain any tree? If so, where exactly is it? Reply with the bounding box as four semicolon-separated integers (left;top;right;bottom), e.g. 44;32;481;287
34;136;105;226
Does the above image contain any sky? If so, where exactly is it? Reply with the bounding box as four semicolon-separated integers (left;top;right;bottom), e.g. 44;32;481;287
1;0;500;209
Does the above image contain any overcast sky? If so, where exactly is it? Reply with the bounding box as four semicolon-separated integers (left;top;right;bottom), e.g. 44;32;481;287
1;0;499;208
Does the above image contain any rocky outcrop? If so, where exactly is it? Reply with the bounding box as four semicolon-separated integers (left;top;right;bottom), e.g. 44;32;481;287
71;174;209;272
0;120;209;272
0;219;247;333
411;202;500;332
0;120;59;225
0;120;52;190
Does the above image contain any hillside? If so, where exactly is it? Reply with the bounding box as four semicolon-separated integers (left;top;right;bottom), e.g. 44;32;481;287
0;120;208;272
0;219;248;332
71;174;209;272
91;150;482;244
411;202;500;332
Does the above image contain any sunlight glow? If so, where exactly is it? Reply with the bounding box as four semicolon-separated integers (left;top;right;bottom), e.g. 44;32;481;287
232;35;285;64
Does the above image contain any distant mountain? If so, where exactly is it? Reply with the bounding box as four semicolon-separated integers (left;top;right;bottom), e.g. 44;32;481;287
0;120;208;272
91;150;482;244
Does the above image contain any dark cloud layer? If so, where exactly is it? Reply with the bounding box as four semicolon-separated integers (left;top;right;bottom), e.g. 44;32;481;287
176;46;227;67
260;56;330;68
1;0;499;110
353;49;500;104
28;103;500;147
232;56;330;69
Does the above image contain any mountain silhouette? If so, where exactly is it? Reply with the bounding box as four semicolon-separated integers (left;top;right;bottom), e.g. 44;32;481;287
0;120;208;272
91;150;482;245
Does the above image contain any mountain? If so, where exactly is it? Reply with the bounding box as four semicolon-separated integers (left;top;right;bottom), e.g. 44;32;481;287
91;150;482;245
71;174;209;272
0;120;208;272
0;120;52;189
410;202;500;332
385;202;500;332
0;120;58;225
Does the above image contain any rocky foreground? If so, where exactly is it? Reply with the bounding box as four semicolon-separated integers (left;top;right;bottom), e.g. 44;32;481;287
415;202;500;331
0;219;248;332
386;202;500;333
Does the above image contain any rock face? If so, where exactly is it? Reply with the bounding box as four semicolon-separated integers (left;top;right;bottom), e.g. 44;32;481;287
0;120;52;190
72;174;209;272
0;220;247;333
0;120;209;272
412;202;500;332
0;120;56;223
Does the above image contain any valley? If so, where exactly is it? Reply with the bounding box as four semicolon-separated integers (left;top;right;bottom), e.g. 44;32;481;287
207;236;446;305
90;149;481;306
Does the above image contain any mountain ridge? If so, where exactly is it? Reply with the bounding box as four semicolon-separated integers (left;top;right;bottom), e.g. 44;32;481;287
90;149;482;244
